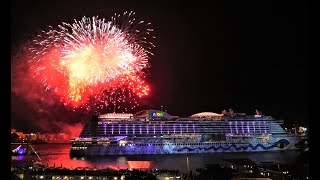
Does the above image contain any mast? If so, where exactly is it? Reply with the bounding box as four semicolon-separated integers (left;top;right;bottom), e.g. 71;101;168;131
28;143;42;161
186;155;190;176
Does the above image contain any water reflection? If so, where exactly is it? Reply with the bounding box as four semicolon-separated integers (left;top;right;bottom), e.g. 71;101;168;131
12;155;25;161
11;144;300;173
117;156;128;164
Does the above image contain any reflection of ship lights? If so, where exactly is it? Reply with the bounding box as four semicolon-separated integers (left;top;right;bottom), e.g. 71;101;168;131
127;161;155;170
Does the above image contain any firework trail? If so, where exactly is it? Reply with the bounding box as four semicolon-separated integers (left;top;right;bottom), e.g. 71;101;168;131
28;11;155;112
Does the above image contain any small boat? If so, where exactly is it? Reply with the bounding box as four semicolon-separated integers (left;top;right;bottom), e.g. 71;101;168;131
12;145;40;156
12;145;27;156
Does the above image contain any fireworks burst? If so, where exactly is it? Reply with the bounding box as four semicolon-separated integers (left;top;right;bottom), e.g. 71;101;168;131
28;11;155;112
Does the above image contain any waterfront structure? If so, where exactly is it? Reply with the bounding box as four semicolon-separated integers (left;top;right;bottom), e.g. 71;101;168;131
70;109;298;156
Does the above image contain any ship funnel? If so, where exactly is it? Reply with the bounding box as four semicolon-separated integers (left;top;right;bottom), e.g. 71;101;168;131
255;109;262;115
91;112;99;122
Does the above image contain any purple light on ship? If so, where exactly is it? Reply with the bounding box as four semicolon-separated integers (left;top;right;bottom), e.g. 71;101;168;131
264;121;267;133
111;124;114;134
180;124;182;134
126;124;128;134
153;125;155;134
146;125;149;134
235;122;239;134
140;125;142;134
247;122;250;133
174;124;176;134
241;121;244;134
258;121;261;133
229;122;233;134
193;124;195;133
186;124;188;133
160;124;163;134
119;124;121;134
104;123;106;135
133;124;135;134
253;121;255;133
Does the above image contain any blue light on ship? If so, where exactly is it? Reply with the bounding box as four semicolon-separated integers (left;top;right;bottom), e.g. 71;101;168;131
18;148;25;154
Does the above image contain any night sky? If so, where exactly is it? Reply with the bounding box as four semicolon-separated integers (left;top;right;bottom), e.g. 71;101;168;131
11;0;309;132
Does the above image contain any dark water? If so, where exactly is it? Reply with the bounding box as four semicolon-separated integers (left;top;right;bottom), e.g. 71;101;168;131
11;144;300;173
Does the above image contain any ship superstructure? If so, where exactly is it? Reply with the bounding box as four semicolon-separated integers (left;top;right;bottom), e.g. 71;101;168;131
70;109;298;156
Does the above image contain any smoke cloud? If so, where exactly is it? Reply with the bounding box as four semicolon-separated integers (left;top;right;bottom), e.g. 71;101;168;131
11;43;90;136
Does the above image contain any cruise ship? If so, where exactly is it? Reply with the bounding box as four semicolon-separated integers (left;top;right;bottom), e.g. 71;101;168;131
70;109;299;156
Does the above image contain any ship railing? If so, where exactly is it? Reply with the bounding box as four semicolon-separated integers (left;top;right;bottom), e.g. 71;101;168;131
177;118;222;121
227;118;276;121
225;133;253;137
75;137;92;141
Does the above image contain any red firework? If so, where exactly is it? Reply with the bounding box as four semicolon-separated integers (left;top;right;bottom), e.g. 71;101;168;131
28;11;155;112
